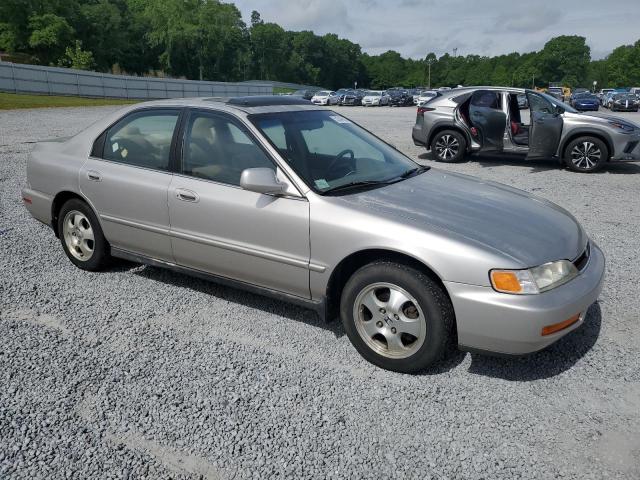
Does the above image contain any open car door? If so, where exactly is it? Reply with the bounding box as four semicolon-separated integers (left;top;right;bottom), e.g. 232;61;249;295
468;90;506;152
526;91;563;159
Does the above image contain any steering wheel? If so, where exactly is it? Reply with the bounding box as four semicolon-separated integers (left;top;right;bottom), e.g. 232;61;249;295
327;149;355;175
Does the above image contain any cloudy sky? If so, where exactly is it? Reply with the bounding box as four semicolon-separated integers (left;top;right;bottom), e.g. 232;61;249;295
233;0;637;59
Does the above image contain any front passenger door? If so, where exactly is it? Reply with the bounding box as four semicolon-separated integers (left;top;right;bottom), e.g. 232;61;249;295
168;110;311;299
526;92;563;159
469;90;506;152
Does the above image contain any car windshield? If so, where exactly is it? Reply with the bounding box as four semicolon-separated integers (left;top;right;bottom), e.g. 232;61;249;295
250;110;422;194
316;91;331;96
615;93;635;99
367;92;381;97
577;93;597;99
538;92;578;113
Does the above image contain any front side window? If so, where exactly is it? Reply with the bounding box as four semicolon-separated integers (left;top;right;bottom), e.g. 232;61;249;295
102;110;179;170
250;110;418;193
182;112;274;186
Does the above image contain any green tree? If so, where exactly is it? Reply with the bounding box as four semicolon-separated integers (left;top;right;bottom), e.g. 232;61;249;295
58;39;95;69
537;35;590;87
28;13;75;64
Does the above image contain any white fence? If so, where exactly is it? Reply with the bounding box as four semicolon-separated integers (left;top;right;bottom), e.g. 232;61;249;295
0;62;273;99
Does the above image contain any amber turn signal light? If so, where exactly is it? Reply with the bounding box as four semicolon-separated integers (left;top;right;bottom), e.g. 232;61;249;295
541;314;580;336
490;271;522;293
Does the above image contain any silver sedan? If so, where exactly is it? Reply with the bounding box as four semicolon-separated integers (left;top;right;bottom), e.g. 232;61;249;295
22;96;605;373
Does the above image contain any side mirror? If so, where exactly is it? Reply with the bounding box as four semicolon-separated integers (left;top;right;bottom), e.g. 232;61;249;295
555;105;565;116
240;168;286;195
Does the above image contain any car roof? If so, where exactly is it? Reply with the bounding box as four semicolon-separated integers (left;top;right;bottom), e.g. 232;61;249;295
116;96;326;115
442;86;527;96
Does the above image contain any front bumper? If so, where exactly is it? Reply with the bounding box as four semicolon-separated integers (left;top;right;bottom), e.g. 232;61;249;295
445;242;605;355
611;104;639;111
574;104;599;111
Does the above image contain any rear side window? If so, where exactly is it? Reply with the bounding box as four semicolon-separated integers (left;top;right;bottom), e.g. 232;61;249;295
470;90;501;109
100;110;179;170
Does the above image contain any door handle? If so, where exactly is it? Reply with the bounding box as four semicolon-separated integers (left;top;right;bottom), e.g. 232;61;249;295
175;188;199;203
87;170;102;182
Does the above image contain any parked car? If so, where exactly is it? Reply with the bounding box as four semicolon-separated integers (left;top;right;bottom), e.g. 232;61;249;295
334;88;352;105
412;86;640;172
602;91;617;109
341;89;366;106
609;92;639;112
388;90;413;107
291;89;320;100
598;88;615;105
311;90;340;106
570;92;600;111
22;95;605;373
416;90;441;106
361;91;389;106
517;93;529;109
547;87;564;101
630;87;640;100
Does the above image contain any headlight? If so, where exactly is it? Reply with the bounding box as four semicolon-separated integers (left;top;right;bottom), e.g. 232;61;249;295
608;121;634;132
490;260;578;295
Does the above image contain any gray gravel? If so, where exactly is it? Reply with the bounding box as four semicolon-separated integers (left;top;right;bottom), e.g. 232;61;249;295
1;105;640;479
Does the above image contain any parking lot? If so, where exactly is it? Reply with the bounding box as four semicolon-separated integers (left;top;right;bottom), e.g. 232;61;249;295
1;105;639;479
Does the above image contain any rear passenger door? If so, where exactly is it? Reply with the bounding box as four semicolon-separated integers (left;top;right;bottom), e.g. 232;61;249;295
167;109;311;299
80;108;181;262
469;90;506;152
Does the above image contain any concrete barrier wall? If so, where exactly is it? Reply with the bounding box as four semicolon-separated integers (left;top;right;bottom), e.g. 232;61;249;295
0;62;273;99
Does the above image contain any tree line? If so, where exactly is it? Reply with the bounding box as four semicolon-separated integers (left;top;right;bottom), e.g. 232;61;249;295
1;0;639;90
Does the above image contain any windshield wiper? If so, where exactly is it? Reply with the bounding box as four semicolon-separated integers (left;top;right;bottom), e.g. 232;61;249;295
398;165;430;179
322;180;391;195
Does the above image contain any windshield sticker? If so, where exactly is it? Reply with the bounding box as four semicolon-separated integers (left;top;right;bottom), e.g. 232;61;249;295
329;115;352;124
112;142;119;152
314;179;330;189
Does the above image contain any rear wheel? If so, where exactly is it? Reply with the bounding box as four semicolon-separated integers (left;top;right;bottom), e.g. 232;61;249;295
564;136;608;173
340;261;454;373
58;198;110;271
431;129;467;163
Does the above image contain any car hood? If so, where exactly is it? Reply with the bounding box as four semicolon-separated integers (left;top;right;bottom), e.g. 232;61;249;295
336;169;587;267
567;111;639;128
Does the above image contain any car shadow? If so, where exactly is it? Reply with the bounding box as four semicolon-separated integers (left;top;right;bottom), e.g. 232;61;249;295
418;151;640;174
126;263;345;338
466;302;602;381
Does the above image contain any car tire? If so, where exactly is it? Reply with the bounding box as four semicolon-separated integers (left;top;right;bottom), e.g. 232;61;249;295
58;198;111;271
431;129;467;163
564;136;608;173
340;261;455;373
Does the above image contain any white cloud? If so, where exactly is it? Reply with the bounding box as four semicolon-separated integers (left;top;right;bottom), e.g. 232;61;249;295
233;0;638;58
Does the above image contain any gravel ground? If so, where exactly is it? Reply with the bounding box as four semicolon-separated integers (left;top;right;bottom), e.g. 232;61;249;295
1;104;639;479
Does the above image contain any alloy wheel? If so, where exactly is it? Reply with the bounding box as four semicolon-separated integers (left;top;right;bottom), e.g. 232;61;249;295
353;282;426;359
435;134;459;160
62;210;95;261
570;141;601;170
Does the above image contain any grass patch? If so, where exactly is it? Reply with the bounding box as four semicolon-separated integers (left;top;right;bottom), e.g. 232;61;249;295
273;86;298;95
0;92;139;110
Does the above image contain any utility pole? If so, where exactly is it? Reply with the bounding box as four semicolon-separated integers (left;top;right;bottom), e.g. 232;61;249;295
427;58;434;89
452;48;458;57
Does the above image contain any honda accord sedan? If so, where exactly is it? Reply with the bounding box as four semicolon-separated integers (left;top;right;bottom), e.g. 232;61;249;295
412;86;640;172
22;96;605;373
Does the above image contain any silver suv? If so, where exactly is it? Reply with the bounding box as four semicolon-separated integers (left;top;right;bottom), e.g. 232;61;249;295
412;87;640;172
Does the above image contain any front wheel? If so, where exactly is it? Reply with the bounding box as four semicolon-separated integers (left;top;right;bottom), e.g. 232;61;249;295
340;262;455;373
431;129;467;163
564;136;609;173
